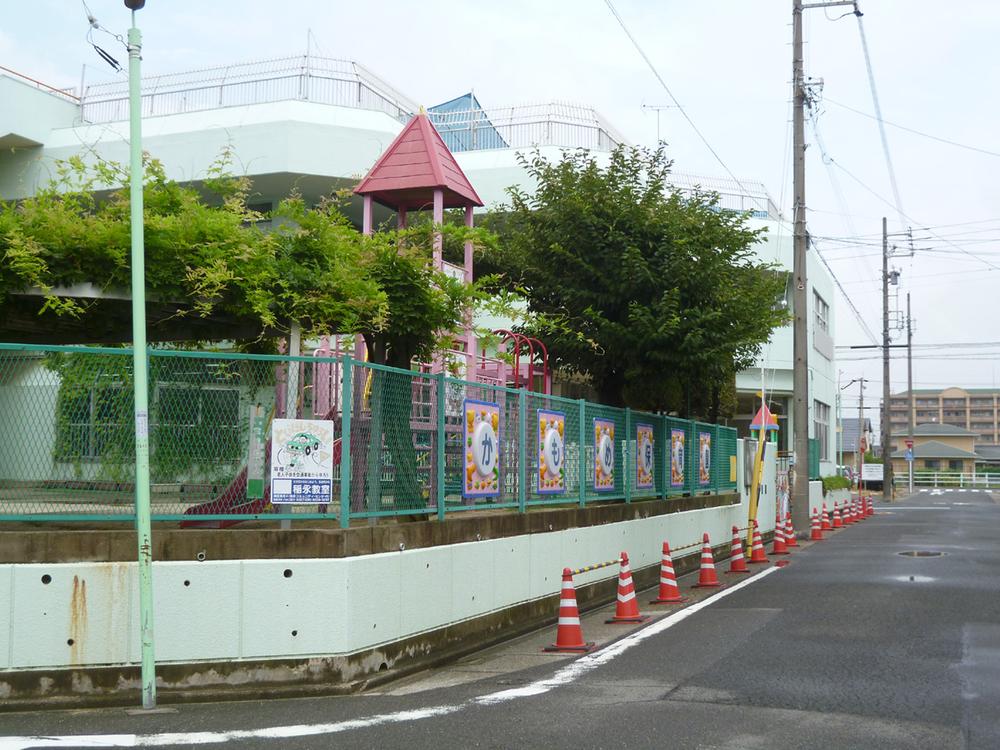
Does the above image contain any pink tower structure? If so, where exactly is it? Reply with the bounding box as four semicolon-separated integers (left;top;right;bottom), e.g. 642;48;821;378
354;110;483;375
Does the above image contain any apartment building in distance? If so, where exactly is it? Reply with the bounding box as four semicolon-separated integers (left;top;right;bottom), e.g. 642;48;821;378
888;387;1000;450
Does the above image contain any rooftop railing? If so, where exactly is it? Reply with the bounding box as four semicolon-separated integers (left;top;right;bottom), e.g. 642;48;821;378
426;101;626;153
76;54;626;153
79;55;419;124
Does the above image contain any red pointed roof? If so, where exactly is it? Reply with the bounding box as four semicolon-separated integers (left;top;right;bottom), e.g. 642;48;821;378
354;112;484;210
750;403;779;431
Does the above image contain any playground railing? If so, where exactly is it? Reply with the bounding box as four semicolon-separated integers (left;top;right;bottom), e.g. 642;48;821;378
0;344;740;525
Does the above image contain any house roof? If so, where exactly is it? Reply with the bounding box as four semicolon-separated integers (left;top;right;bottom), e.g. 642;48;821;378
912;422;978;437
840;416;872;452
354;111;484;210
975;445;1000;462
890;440;980;460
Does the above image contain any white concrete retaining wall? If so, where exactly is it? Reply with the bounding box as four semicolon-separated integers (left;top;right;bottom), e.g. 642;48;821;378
808;482;852;517
0;442;774;673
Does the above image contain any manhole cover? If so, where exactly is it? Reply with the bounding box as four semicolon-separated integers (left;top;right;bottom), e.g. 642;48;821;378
897;550;946;557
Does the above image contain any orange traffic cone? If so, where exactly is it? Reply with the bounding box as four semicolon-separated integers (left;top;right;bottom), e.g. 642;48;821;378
748;519;769;564
859;497;867;519
544;568;595;653
727;525;750;574
607;552;650;623
868;495;875;515
821;502;832;531
692;533;725;588
772;513;790;555
810;507;824;541
784;513;799;547
651;541;687;604
832;503;843;528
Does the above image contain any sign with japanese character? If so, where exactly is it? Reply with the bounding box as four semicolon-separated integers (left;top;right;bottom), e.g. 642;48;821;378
593;418;616;492
636;423;654;490
270;418;335;504
670;429;685;487
699;431;712;486
464;399;500;497
537;409;566;495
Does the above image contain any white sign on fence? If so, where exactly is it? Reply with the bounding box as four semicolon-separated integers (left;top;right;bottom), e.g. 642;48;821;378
270;418;335;504
861;463;884;482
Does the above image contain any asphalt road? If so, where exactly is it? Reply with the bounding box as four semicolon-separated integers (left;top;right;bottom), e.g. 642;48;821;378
3;488;1000;750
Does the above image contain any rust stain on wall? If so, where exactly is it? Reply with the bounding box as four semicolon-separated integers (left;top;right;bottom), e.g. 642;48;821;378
69;575;87;665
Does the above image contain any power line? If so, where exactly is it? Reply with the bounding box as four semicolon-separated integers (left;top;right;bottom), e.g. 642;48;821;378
807;116;880;342
811;238;880;345
602;0;766;213
825;96;1000;160
854;8;907;235
824;156;1000;273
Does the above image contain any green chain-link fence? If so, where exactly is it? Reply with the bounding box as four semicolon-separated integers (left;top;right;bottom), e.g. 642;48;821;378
0;343;741;525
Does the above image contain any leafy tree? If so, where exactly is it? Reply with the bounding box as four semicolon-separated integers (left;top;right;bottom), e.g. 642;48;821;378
484;145;788;418
3;153;496;511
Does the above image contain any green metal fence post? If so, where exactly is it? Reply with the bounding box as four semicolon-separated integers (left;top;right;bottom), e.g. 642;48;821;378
712;424;721;495
624;407;632;504
660;415;668;500
339;356;353;529
518;388;527;514
437;372;446;522
579;399;587;508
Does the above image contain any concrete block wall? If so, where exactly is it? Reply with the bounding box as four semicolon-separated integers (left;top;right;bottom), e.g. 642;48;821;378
0;442;775;674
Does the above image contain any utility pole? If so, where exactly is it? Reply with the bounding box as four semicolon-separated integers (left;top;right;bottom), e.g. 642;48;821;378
791;0;856;534
124;0;156;710
907;292;914;494
858;379;865;490
881;216;894;502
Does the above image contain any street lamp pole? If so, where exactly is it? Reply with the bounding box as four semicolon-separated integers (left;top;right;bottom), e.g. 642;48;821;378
125;0;156;710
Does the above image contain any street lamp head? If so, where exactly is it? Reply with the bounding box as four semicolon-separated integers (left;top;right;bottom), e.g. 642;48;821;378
124;0;145;9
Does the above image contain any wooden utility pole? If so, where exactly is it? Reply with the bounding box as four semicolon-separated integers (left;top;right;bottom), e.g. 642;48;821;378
882;217;894;501
791;0;857;533
907;293;914;494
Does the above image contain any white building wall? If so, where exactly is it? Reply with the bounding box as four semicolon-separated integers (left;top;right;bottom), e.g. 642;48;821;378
735;219;839;477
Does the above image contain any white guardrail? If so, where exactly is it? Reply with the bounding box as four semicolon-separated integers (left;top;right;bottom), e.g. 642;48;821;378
892;471;1000;489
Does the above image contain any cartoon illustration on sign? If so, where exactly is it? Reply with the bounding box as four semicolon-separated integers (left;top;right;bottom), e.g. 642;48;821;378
699;431;712;485
593;418;615;491
537;409;566;494
270;418;335;504
464;399;500;497
671;429;685;487
636;423;654;490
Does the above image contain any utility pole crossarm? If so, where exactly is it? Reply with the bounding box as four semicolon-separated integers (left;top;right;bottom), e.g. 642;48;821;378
802;1;857;7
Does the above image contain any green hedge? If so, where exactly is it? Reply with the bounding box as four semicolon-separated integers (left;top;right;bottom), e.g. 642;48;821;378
821;475;851;493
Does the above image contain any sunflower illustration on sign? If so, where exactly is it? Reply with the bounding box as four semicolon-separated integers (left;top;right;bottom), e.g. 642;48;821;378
593;418;615;491
636;423;654;490
464;399;500;498
537;409;566;495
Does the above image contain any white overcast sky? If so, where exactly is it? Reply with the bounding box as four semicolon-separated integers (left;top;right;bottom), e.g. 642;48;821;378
5;0;1000;419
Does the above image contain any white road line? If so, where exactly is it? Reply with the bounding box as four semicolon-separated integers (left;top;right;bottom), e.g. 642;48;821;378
890;507;951;511
0;567;783;749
